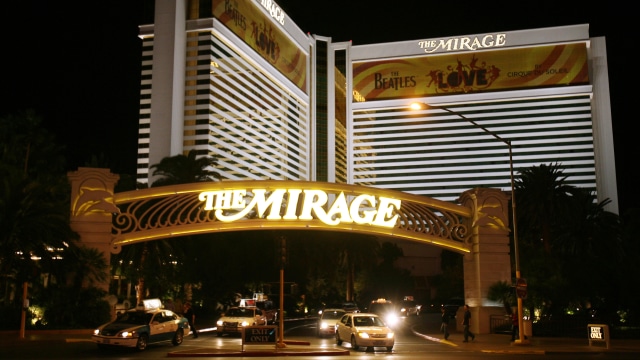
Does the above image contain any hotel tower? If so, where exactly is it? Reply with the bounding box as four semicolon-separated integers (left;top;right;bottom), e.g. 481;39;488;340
136;0;617;214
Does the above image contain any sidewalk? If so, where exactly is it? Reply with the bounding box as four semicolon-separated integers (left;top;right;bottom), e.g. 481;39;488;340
410;327;640;355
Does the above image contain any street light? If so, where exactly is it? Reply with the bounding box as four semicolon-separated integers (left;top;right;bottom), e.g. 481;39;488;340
410;102;528;344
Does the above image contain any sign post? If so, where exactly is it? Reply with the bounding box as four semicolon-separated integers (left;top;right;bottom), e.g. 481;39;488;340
242;326;278;351
588;324;610;349
515;278;527;299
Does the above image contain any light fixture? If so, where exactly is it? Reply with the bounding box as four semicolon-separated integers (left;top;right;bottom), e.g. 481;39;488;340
411;102;528;344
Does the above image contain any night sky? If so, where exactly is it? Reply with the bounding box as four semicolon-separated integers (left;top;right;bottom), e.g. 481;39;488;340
1;1;631;214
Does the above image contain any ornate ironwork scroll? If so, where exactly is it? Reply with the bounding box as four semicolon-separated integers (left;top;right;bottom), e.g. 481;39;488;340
112;180;472;253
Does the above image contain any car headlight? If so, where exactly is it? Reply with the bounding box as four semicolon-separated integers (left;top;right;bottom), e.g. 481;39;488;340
241;321;250;327
119;331;135;338
358;332;370;339
216;320;223;326
320;321;328;329
386;314;399;326
387;332;395;339
93;329;100;335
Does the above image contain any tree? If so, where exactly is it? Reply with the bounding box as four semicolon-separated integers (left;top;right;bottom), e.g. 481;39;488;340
0;110;110;329
150;149;221;186
338;234;380;303
487;281;515;315
515;162;574;254
115;149;221;305
0;111;78;300
555;188;622;307
514;163;623;317
430;249;464;304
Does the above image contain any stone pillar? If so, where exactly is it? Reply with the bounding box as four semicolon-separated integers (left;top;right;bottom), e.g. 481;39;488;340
458;188;513;334
67;167;120;293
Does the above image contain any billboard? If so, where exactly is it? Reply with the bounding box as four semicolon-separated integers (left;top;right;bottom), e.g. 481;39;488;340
214;0;307;92
353;43;588;101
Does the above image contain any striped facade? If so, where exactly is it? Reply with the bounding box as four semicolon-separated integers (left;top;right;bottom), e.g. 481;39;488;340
350;93;596;202
137;0;617;214
137;0;311;184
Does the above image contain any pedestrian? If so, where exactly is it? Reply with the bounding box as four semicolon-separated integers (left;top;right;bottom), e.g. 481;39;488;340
183;302;198;338
462;304;475;342
440;306;450;340
510;311;519;341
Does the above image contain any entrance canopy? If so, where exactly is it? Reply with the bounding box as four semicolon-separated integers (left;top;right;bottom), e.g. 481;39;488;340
112;180;472;254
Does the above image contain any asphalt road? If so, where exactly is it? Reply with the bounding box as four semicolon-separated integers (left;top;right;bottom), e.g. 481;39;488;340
3;314;640;359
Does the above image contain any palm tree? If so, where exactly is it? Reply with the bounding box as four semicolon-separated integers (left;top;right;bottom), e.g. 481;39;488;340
487;281;515;315
0;111;78;305
515;163;574;254
555;188;621;306
514;163;622;315
65;246;109;289
117;149;221;305
150;149;221;186
339;234;380;303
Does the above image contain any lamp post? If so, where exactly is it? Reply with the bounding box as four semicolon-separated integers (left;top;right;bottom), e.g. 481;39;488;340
410;103;527;344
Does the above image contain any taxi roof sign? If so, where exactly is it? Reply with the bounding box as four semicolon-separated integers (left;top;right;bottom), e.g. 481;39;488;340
142;298;162;310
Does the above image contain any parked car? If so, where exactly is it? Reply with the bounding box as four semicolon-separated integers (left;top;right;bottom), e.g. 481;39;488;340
321;301;360;314
442;297;464;319
216;306;268;337
335;312;394;352
92;299;189;351
255;300;279;324
399;299;421;317
317;308;346;337
337;301;360;313
239;295;279;325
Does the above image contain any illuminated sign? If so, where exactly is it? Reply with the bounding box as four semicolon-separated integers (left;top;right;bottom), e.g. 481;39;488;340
353;43;588;100
418;33;507;53
587;324;610;348
258;0;285;25
214;0;307;92
243;326;277;345
589;326;603;340
199;189;401;227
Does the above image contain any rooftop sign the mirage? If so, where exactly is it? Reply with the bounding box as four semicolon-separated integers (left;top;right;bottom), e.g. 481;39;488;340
419;33;507;53
198;188;401;227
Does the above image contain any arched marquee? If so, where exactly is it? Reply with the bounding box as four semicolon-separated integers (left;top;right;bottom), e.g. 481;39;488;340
69;168;512;334
111;180;473;254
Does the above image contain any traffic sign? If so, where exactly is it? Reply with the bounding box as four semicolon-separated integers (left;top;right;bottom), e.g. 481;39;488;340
516;278;527;299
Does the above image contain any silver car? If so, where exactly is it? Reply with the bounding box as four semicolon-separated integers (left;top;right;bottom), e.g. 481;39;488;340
317;308;346;337
335;312;394;352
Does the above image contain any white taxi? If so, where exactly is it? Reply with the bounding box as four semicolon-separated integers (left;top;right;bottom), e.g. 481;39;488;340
92;299;189;351
215;306;267;336
335;312;394;352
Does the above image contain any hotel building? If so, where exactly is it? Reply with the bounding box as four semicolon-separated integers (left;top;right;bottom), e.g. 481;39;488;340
136;0;617;213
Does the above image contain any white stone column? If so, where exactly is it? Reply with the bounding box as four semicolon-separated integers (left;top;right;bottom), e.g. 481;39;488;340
68;167;120;292
458;188;513;334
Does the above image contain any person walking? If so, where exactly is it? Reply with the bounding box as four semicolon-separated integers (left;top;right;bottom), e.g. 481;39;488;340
462;304;475;342
183;302;198;338
440;306;450;340
510;311;519;341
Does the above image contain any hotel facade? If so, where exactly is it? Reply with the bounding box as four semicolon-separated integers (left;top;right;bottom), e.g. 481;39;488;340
136;1;617;213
